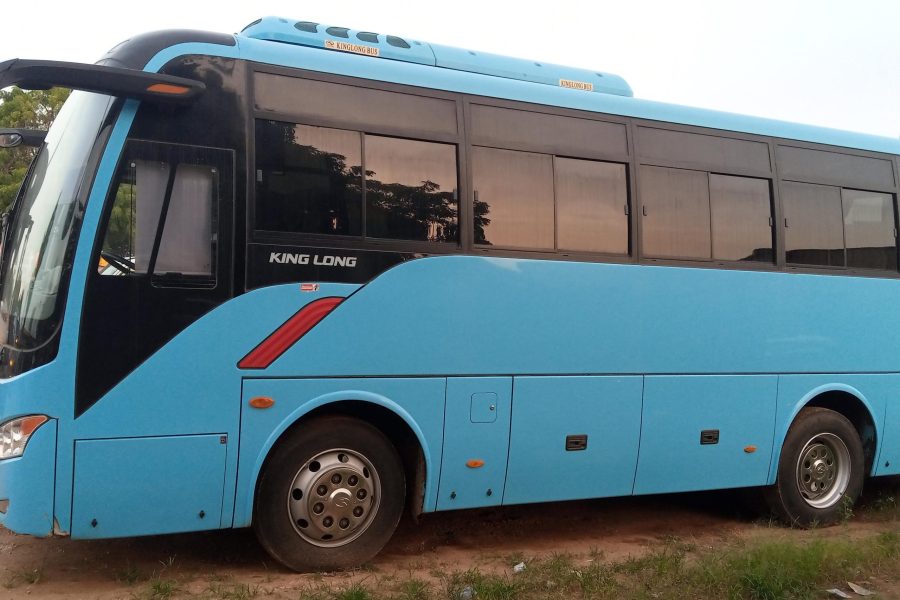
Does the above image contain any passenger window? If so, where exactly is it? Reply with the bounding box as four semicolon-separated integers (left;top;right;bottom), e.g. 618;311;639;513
782;181;845;267
640;166;711;259
709;174;773;262
255;121;362;236
364;136;458;242
555;158;628;254
472;147;554;248
842;189;897;270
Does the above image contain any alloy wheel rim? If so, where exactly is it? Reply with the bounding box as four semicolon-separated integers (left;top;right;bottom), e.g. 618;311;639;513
795;433;851;509
287;448;381;547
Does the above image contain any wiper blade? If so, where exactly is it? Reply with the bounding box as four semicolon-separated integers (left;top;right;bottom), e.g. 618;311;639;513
0;59;205;105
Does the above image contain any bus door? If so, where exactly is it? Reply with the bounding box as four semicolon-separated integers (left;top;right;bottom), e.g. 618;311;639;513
77;140;234;415
69;141;235;537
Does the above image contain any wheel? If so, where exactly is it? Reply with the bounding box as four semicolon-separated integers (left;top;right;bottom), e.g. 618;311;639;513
253;416;405;572
764;407;864;526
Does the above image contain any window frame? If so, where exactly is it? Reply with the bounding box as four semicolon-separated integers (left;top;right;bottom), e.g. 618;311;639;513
781;179;900;272
246;63;900;279
250;65;465;254
95;139;227;290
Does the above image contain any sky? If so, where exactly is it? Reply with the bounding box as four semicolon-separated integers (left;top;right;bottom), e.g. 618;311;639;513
2;0;899;138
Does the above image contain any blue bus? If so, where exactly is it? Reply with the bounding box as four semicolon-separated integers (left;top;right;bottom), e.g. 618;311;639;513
1;16;899;571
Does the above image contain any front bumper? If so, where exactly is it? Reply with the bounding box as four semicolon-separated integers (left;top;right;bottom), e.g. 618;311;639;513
0;418;56;536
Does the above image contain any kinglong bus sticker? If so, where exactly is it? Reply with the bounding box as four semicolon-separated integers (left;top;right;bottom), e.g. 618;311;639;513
268;252;358;268
559;78;594;91
324;40;380;57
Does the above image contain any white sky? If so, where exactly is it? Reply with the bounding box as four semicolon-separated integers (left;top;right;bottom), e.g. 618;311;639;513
2;0;899;138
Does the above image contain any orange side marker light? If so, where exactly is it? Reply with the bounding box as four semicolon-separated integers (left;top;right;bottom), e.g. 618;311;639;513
21;415;49;436
744;445;757;454
146;83;192;95
466;459;485;469
249;397;275;409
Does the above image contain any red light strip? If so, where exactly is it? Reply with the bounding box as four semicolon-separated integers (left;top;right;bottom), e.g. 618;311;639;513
238;297;344;369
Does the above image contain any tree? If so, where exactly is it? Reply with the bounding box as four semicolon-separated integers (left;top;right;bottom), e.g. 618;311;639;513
0;87;70;213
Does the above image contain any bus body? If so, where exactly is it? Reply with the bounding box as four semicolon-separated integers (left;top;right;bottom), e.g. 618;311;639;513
2;17;900;570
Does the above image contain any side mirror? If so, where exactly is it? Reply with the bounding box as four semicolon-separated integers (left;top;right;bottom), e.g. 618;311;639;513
0;129;46;148
0;132;22;148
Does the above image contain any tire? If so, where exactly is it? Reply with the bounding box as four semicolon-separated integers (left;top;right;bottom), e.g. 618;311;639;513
253;416;405;572
764;407;864;527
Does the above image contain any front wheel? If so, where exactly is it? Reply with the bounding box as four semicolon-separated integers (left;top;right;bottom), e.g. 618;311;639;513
764;407;864;526
253;416;405;572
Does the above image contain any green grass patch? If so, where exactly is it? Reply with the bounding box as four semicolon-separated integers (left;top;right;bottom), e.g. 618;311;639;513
3;567;43;588
207;581;261;599
143;577;178;600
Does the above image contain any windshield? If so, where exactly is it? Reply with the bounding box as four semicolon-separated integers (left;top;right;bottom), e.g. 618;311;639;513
0;91;113;351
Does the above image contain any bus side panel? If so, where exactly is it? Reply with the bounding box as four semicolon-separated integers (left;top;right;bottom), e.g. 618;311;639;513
235;377;447;528
503;376;643;505
634;375;777;495
71;435;227;538
772;375;891;483
64;283;358;534
266;257;900;378
437;377;512;510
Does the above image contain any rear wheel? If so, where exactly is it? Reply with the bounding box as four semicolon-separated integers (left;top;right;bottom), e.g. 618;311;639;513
765;407;864;526
253;416;405;572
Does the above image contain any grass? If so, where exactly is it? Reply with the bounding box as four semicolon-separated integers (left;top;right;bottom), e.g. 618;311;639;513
115;563;145;585
332;583;374;600
3;567;43;588
206;581;261;599
142;577;178;600
280;528;900;600
394;578;430;600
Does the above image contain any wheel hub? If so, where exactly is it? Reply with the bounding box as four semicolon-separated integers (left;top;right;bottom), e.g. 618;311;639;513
795;433;850;509
287;449;380;548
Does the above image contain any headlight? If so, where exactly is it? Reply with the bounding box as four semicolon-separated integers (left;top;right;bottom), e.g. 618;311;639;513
0;416;48;460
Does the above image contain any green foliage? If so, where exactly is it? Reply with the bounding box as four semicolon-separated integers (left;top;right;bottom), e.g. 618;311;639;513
3;567;44;588
146;578;178;599
331;583;374;600
0;87;70;213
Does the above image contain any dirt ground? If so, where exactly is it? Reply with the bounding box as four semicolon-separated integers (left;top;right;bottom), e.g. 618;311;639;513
2;480;900;599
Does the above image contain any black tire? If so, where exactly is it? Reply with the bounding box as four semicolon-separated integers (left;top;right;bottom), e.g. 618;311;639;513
764;407;864;527
253;416;405;572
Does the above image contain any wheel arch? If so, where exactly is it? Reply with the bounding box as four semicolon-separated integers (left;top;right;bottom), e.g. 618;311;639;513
769;383;879;484
246;391;433;525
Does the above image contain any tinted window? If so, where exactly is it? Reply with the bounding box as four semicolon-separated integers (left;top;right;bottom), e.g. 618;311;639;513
637;127;771;174
782;181;844;266
472;147;554;248
640;166;711;259
709;174;773;262
777;145;895;190
555;158;628;254
255;73;457;138
364;136;458;242
470;104;628;159
842;189;897;270
255;120;362;235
